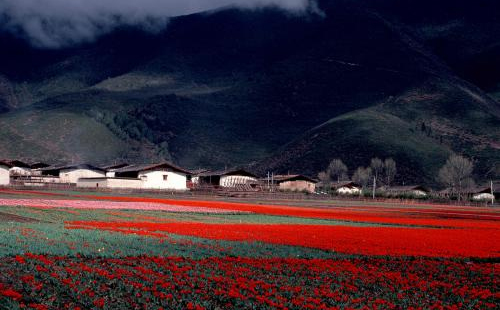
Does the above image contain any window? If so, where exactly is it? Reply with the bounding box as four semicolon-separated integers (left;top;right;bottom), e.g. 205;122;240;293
163;175;168;181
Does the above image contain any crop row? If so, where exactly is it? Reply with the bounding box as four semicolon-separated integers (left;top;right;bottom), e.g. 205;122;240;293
1;255;498;310
66;221;500;258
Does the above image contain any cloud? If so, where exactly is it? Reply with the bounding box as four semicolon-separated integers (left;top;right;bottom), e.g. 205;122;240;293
0;0;314;48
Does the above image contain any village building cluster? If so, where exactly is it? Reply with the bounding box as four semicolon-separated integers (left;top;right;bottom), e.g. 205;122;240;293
0;159;497;202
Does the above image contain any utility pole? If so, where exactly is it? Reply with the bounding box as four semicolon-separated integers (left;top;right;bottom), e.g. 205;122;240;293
372;176;376;199
491;180;495;205
267;171;270;191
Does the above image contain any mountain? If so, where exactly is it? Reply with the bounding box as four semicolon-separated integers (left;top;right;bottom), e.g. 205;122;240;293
0;0;499;185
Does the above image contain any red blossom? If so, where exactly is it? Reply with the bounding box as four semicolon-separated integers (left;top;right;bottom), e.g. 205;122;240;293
1;288;23;300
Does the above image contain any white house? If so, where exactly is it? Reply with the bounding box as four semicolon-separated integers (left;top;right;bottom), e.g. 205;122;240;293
101;163;130;177
0;161;12;186
469;184;498;202
196;169;258;188
7;160;32;176
331;181;362;195
271;175;317;193
30;162;50;176
472;192;495;202
111;162;190;190
385;185;430;198
40;164;106;184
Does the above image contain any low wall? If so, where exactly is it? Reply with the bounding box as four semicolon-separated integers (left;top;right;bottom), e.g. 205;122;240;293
77;178;142;189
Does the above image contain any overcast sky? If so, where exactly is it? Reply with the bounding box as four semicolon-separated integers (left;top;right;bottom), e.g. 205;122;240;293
0;0;313;48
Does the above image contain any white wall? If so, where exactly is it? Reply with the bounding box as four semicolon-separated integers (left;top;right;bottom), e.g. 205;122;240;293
106;171;116;177
77;178;143;189
108;178;143;189
139;170;187;190
77;178;109;188
220;175;257;187
279;180;316;193
473;193;495;201
9;167;32;176
59;169;106;183
0;165;10;185
31;169;43;176
412;190;428;197
337;187;361;195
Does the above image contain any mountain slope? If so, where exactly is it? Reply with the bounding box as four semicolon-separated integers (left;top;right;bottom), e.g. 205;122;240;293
0;0;499;183
258;77;500;184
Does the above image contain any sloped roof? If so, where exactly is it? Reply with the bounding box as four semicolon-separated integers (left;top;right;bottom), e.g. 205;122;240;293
386;185;430;192
1;160;30;168
100;163;130;170
0;160;13;168
198;169;257;178
29;162;51;169
331;181;361;189
272;174;317;183
113;162;191;174
190;169;210;175
40;164;106;172
467;183;499;194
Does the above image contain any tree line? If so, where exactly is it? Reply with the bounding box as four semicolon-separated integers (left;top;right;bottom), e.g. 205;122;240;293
318;157;397;190
318;154;488;201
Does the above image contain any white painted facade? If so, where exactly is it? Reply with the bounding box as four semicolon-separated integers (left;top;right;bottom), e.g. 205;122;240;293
279;180;316;193
336;187;361;195
411;190;428;197
220;175;257;187
77;178;143;189
0;165;10;185
9;167;32;176
59;168;106;184
472;193;495;201
31;169;43;176
138;170;187;190
106;171;116;177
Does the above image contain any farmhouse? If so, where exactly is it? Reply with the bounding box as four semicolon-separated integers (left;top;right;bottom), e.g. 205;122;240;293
188;169;209;188
4;160;32;176
468;184;498;202
195;169;258;188
331;181;362;195
272;175;317;193
41;164;106;184
113;162;191;190
385;185;430;197
0;161;12;186
30;162;51;175
101;163;130;177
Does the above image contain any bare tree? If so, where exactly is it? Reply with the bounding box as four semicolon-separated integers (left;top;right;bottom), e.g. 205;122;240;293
370;158;383;186
352;167;373;190
317;171;330;190
383;158;397;186
318;171;329;183
438;155;475;201
327;159;348;183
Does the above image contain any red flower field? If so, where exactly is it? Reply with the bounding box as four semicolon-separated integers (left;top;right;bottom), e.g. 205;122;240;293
0;191;499;309
87;195;500;228
1;255;498;310
65;221;500;258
